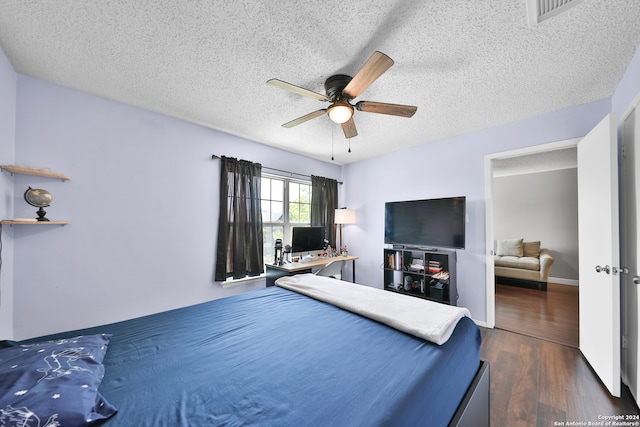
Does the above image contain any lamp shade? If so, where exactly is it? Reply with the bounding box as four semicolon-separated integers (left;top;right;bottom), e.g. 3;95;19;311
334;208;356;225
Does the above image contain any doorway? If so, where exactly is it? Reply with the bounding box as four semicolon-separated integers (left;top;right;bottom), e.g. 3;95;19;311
484;138;580;334
486;114;633;399
490;146;580;346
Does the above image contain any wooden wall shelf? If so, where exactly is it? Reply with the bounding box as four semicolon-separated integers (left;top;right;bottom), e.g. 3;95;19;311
1;165;70;181
1;220;69;225
1;165;70;225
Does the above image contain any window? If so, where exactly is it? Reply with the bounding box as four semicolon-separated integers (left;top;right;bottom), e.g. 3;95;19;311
261;175;312;266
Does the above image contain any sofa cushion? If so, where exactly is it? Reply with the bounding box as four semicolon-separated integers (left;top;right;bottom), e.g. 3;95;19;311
523;241;541;258
496;239;523;257
494;255;541;271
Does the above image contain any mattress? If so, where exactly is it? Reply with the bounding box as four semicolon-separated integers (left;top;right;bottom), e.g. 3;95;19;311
4;285;481;426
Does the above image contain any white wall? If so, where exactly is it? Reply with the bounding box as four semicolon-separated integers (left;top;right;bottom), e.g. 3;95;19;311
0;47;15;339
341;98;611;323
9;75;341;340
493;168;579;282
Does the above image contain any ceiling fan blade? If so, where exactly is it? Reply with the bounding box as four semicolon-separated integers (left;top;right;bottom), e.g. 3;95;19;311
341;117;358;138
355;101;417;118
267;79;329;102
342;51;394;99
282;109;327;128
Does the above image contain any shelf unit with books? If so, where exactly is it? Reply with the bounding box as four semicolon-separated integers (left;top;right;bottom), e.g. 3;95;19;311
383;247;457;305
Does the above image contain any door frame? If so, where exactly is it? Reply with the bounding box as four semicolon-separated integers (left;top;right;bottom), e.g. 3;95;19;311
484;138;581;328
620;93;640;403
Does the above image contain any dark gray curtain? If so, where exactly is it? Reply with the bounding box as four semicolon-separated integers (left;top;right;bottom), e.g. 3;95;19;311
215;157;263;281
310;175;338;248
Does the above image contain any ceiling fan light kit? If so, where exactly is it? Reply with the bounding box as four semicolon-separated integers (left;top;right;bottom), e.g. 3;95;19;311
267;51;417;140
328;102;354;124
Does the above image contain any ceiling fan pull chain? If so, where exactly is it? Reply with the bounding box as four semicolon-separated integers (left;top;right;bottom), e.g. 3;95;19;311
331;124;335;161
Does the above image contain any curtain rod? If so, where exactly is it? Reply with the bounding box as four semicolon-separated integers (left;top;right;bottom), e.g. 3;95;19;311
211;155;342;184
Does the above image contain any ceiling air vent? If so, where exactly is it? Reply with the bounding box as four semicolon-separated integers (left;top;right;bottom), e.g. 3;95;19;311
527;0;584;26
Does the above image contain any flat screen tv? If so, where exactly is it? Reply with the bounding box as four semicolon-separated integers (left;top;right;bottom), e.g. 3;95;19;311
291;226;326;253
384;196;466;249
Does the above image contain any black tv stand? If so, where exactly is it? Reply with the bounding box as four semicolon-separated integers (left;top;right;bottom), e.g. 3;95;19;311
383;247;457;305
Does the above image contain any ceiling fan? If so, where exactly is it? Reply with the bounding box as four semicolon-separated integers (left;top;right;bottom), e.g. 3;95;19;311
267;51;417;139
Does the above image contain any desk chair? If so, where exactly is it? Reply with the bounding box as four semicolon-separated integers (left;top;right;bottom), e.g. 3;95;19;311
315;259;346;280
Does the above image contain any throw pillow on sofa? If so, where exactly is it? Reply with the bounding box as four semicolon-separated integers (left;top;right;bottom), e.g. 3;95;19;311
523;241;541;258
496;238;524;257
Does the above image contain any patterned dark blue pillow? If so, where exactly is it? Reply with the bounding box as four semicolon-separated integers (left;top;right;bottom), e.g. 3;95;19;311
0;334;117;426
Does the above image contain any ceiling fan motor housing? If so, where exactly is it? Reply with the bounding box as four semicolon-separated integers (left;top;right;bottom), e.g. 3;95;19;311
324;74;353;101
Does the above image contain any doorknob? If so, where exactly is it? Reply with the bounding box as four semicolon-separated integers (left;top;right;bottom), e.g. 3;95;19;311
595;265;611;274
634;276;640;285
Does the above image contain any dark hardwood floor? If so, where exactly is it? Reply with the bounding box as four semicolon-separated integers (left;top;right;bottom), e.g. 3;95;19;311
480;327;639;426
495;282;579;347
486;282;638;425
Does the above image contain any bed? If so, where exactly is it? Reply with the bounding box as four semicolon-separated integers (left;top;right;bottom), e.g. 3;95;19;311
0;274;489;427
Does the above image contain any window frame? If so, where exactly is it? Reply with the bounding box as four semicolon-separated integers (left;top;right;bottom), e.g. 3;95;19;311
261;173;312;267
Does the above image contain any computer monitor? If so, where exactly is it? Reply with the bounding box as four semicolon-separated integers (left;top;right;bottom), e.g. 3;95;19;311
291;226;325;253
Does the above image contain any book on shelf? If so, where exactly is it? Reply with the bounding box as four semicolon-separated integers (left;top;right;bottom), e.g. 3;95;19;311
387;252;402;270
428;260;443;273
409;258;424;271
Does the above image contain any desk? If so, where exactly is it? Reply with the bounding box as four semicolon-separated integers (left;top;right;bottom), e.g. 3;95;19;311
266;255;358;287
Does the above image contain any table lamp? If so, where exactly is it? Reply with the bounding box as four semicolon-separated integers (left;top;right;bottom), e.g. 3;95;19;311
334;208;356;254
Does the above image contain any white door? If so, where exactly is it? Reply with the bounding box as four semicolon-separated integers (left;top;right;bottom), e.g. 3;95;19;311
577;113;621;397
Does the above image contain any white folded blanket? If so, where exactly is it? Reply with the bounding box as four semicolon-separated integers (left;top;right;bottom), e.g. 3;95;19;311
275;273;471;345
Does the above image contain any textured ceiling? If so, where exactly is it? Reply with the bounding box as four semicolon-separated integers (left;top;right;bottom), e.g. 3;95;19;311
0;1;639;165
493;147;577;177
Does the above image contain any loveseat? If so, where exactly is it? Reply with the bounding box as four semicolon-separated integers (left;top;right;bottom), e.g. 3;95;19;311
494;239;554;290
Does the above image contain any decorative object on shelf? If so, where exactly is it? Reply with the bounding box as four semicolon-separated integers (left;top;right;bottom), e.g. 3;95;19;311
432;271;450;282
404;275;413;291
0;165;69;225
24;187;52;221
334;208;356;253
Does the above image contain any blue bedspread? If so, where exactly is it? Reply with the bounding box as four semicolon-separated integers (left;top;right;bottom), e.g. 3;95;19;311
17;286;481;426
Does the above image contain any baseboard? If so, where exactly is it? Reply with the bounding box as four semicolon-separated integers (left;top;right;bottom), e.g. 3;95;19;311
473;318;488;328
549;277;579;286
496;276;547;290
